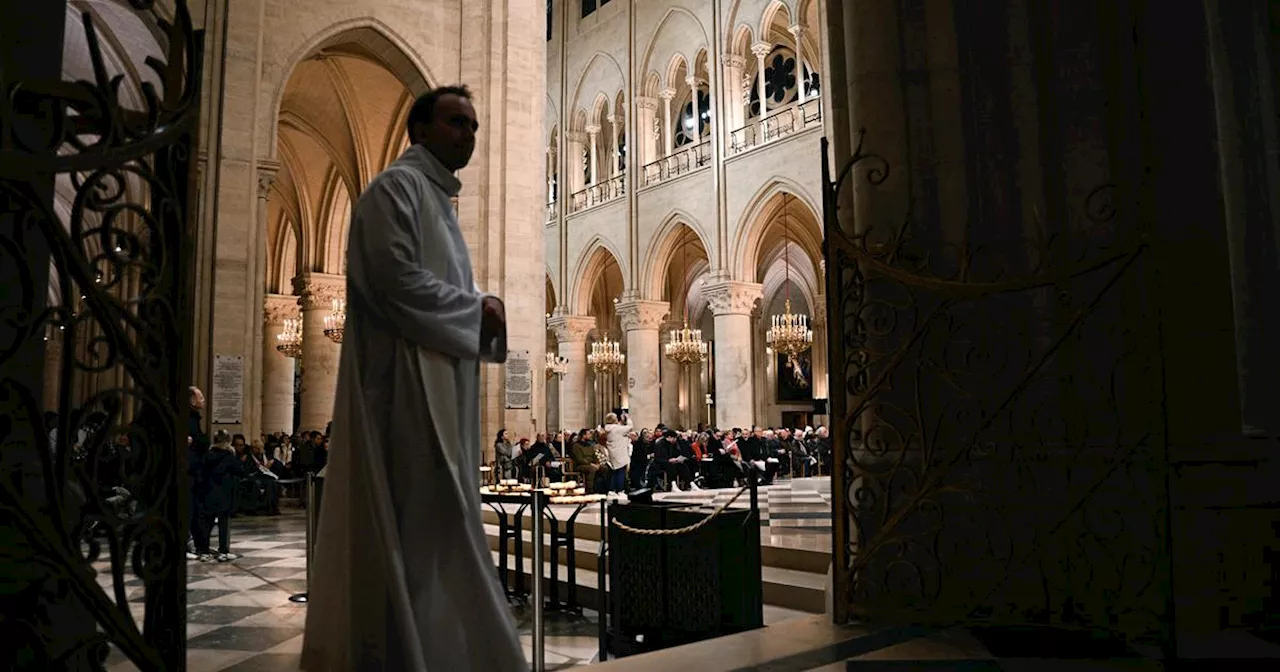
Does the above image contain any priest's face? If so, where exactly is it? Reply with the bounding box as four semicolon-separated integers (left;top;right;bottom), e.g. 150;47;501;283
418;93;477;171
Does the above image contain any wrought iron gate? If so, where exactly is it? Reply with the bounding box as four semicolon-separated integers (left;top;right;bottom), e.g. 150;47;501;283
0;1;202;668
822;132;1175;653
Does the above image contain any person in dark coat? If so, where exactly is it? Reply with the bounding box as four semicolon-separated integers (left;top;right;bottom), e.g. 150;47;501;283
187;387;209;559
196;430;244;561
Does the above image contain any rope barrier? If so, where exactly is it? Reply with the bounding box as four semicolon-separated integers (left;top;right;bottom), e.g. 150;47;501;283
611;485;751;536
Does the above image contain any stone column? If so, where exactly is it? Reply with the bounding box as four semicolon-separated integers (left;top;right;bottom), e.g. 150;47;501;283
723;54;747;133
549;315;595;431
617;300;669;430
42;332;62;413
811;298;829;403
790;25;808;103
250;161;278;438
752;42;772;117
685;76;702;144
294;273;344;432
606;114;620;178
705;281;762;430
659;319;682;427
261;293;299;435
636;97;659;168
584;124;601;186
659;88;677;157
565;131;587;196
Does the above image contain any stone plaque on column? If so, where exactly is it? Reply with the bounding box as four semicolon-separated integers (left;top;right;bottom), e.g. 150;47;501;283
211;354;244;424
505;350;531;409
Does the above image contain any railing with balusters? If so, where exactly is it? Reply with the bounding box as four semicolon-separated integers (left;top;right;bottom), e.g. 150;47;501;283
569;173;627;214
641;140;712;188
729;97;824;157
546;201;558;224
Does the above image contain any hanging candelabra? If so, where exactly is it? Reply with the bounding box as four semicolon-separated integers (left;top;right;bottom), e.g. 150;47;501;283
545;351;568;378
276;317;303;358
765;194;813;355
323;298;344;344
587;336;625;374
665;228;707;364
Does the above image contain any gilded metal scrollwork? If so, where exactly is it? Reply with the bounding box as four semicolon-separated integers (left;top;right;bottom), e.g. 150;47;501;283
0;1;201;668
822;131;1172;652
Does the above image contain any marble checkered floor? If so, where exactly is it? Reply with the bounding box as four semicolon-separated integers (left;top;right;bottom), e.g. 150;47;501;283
98;509;600;671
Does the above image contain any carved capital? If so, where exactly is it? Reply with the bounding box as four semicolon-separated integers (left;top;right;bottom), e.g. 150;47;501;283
751;42;773;60
723;53;746;70
616;300;670;332
811;300;827;327
659;88;678;102
565;130;588;143
606;114;618;126
704;281;763;317
264;293;301;325
584;124;602;136
548;315;596;343
256;160;281;200
788;24;807;38
293;273;346;311
636;96;659;112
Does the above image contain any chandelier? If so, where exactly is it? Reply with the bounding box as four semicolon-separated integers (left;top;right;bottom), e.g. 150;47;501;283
766;194;813;355
665;322;707;364
323;298;344;344
665;229;707;364
545;352;568;378
587;336;625;373
276;317;302;358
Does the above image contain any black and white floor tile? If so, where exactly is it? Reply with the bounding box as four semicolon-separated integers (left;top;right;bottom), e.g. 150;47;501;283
99;510;599;671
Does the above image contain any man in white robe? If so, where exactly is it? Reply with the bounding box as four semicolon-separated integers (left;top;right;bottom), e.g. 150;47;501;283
301;85;526;671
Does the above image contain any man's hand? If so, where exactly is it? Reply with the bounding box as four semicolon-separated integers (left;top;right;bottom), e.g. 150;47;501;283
481;296;506;342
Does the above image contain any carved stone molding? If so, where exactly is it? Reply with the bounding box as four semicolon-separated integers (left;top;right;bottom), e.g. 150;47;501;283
636;96;659;111
705;281;763;317
789;24;807;38
565;130;588;143
751;42;773;59
584;124;602;136
293;273;346;311
724;54;747;70
659;88;678;102
617;300;670;332
685;76;706;89
256;160;280;200
548;314;596;343
812;300;827;327
264;293;301;325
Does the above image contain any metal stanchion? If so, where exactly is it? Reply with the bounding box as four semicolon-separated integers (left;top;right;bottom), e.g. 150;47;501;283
289;472;317;603
597;498;609;662
531;489;546;672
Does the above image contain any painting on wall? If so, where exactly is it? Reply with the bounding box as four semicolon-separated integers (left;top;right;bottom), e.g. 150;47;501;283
776;351;813;403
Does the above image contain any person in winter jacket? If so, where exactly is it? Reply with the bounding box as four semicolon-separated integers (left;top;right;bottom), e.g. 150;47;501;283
196;430;244;562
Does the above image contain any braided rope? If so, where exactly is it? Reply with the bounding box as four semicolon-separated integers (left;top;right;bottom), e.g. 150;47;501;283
611;486;752;536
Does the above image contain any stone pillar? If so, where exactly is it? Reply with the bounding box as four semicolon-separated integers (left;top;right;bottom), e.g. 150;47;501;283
549;315;595;431
42;333;62;413
294;273;344;433
685;76;702;144
261;293;299;435
705;281;762;430
250;161;278;438
811;298;829;403
790;25;808;102
659;88;677;157
723;54;747;132
752;42;772;117
636;97;659;168
659;319;682;427
585;124;601;186
606;115;620;178
565;131;587;195
617;300;669;430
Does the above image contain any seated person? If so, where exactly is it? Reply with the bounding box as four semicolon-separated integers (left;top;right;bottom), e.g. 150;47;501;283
648;429;695;491
570;429;605;492
244;440;282;515
525;433;563;483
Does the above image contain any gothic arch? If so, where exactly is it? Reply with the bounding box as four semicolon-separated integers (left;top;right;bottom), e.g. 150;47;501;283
568;52;627;126
760;240;819;311
640;6;710;91
568;237;629;316
760;0;794;38
546;267;560;312
268;20;435;155
733;180;823;283
641;211;713;299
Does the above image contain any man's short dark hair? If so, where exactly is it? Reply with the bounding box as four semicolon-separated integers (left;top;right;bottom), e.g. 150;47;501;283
406;85;473;133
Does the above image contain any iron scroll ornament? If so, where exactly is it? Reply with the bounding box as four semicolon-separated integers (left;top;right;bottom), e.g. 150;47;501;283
820;132;1173;652
0;1;202;669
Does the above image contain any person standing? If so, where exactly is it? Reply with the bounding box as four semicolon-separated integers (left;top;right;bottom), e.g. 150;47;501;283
302;85;523;671
601;412;633;492
195;430;243;562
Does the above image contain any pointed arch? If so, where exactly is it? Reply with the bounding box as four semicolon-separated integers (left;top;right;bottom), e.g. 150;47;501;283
760;0;794;39
568;52;627;126
268;19;435;157
760;239;820;311
733;179;824;283
641;210;713;299
665;52;690;92
568;236;629;316
731;23;755;58
546;270;559;314
639;6;710;91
